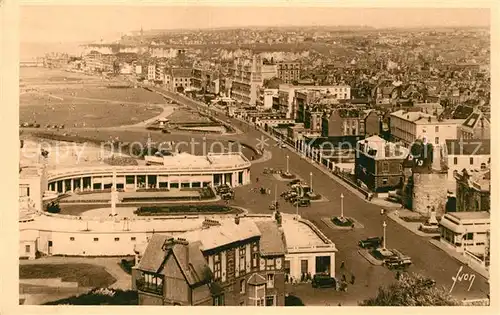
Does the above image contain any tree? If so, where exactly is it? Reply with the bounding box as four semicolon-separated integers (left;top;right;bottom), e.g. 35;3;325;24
359;273;460;306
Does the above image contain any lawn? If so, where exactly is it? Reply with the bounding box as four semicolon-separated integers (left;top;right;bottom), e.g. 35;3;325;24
20;86;167;127
19;264;116;288
167;108;211;124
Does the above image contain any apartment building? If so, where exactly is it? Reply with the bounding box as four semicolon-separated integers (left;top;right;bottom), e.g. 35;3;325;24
165;68;192;92
229;56;263;107
322;108;378;137
277;62;301;84
355;136;409;192
445;139;490;186
279;85;351;120
133;218;286;306
147;64;156;82
390;110;465;169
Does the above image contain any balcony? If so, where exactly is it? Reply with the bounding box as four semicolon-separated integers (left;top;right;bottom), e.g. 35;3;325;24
136;279;164;296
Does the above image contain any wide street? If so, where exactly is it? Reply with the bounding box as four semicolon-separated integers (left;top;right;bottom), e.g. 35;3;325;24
155;88;489;304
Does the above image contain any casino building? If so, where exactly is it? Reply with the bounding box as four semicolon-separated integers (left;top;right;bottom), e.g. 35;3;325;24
46;152;251;193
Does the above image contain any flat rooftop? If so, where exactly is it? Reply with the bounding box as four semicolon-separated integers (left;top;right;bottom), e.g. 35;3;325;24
20;213;336;252
448;211;490;221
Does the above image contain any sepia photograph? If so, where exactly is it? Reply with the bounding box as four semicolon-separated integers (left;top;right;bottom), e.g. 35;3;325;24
4;1;496;310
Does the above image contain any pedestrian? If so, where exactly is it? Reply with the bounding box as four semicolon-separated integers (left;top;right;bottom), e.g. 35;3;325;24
341;274;346;282
351;223;355;230
351;274;356;285
396;271;401;280
380;208;385;215
256;177;259;183
340;261;345;269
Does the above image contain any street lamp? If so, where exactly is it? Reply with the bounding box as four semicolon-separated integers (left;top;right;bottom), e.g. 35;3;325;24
286;155;290;174
310;172;313;192
340;193;344;219
382;221;387;249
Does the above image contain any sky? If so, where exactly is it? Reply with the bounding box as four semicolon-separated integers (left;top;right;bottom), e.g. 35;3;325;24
20;6;490;43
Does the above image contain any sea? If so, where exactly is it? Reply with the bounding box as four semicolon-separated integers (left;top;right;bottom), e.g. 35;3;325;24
20;42;88;61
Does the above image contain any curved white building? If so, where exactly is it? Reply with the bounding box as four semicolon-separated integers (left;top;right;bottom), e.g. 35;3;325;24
46;152;251;193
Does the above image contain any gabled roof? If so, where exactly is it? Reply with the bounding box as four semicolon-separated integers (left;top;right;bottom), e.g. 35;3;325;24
138;235;213;286
182;220;261;252
163;241;212;286
137;234;169;273
254;221;287;256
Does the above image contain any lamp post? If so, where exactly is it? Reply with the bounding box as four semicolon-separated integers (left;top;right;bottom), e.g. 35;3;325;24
310;172;313;193
382;221;387;249
286;155;289;174
340;193;344;219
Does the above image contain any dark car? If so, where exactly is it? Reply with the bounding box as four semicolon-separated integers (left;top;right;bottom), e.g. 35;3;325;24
358;237;383;249
311;274;336;288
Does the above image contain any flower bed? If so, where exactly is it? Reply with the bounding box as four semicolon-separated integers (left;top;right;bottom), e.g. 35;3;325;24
400;216;428;223
134;204;236;216
44;288;138;305
331;216;353;227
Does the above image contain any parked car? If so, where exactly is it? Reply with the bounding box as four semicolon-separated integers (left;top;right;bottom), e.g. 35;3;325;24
293;198;311;207
311;274;336;288
289;179;301;186
358;237;383;249
385;249;412;269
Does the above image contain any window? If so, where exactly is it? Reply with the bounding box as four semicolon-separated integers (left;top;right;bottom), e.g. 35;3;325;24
93;238;99;242
139;272;164;295
476;242;485;246
382;162;389;173
265;295;276;306
435;126;439;132
266;258;275;270
213;294;225;306
454;157;458;165
267;274;274;288
213;254;222;280
382;178;388;185
131;237;136;241
435;137;439;145
465;233;474;240
240;279;246;293
70;237;75;241
284;260;291;274
300;260;308;274
481;163;486;170
25;245;30;253
114;237;120;242
470;157;474;165
239;246;246;273
252;244;259;268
